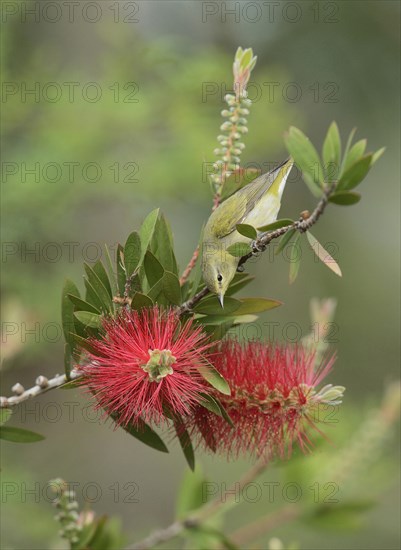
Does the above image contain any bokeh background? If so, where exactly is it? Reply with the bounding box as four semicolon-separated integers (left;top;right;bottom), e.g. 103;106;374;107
1;1;400;548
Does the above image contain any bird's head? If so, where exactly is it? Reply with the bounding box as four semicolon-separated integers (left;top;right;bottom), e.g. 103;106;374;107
202;256;237;307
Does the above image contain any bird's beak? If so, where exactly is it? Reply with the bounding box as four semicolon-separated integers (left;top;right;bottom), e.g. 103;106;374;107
218;293;224;308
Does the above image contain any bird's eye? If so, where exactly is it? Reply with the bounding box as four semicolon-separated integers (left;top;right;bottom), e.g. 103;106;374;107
217;274;223;282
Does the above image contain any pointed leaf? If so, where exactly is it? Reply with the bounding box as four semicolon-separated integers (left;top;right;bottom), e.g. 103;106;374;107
93;260;112;298
275;228;296;255
144;250;164;288
0;426;45;443
329;192;361;206
119;417;169;453
84;263;113;312
71;333;103;356
227;242;252;257
337;154;373;191
161;272;182;305
322;122;341;182
371;147;385;165
139;209;160;261
257;218;294;232
174;419;195;471
306;231;342;277
236;223;257;239
226;273;254;296
176;468;207;519
194;296;241;315
116;244;126;296
289;233;302;284
197;363;231;395
342;139;367;174
285;127;323;196
84;278;105;313
67;294;100;314
104;244;118;296
74;311;102;328
234;297;282;315
151;214;178;274
0;409;12;426
199;394;234;427
124;231;142;278
130;292;153;310
62;279;80;348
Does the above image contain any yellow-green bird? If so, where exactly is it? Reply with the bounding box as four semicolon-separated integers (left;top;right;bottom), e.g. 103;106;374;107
202;158;293;306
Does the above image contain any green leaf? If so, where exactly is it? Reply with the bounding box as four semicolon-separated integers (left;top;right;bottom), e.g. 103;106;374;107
275;228;296;255
285;126;323;196
328;192;361;206
306;500;376;531
67;294;100;314
71;333;102;356
289;233;302;284
174;419;195;471
118;417;169;453
144;250;164;288
322;122;341;182
306;231;342;277
84;278;105;313
226;273;254;296
93;260;112;298
103;244;118;296
62;279;80;348
84;263;113;312
257;218;294;232
227;242;252;257
176;468;207;519
341;127;356;169
130;292;153;310
337;154;373;191
0;409;12;426
371;146;385;165
147;272;182;306
199;394;234;427
236;223;257;239
0;426;45;443
342;139;367;174
116;244;126;296
124;231;142;278
221;168;260;200
139;209;160;261
197;363;231;395
163;272;182;305
74;311;102;328
234;297;282;315
151;214;178;274
194;296;241;315
197;313;257;326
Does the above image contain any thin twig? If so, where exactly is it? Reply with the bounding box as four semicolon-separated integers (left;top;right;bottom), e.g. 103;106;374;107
0;370;81;408
230;505;300;548
127;456;269;550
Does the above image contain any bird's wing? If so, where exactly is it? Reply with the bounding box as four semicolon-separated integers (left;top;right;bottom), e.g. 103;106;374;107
211;159;291;239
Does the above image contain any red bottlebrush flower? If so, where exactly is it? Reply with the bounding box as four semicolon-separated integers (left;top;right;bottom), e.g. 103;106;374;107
78;306;214;428
187;340;343;459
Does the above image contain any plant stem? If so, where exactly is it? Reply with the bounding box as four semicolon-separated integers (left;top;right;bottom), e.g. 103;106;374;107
126;456;269;550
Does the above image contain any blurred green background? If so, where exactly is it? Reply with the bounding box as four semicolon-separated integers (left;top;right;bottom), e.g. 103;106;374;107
1;1;399;548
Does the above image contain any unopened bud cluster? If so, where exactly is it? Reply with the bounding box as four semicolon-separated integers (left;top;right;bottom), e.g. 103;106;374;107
50;478;82;545
211;47;256;193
